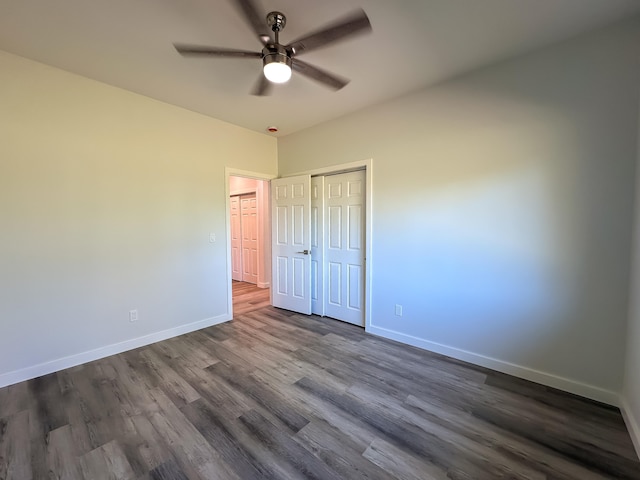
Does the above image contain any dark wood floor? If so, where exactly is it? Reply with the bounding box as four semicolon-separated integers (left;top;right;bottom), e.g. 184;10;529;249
1;286;639;479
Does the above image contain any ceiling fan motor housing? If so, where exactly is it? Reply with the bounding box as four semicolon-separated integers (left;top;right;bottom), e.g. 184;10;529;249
262;43;291;64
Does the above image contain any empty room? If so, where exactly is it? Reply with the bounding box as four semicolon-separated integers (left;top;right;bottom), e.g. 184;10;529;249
2;0;640;478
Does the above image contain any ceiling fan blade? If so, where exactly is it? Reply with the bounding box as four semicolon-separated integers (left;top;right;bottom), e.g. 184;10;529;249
251;73;272;96
287;8;371;55
174;44;262;58
233;0;271;45
292;59;349;91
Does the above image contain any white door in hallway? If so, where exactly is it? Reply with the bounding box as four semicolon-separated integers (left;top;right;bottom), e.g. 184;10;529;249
230;195;242;281
241;193;258;284
271;175;312;314
324;170;365;326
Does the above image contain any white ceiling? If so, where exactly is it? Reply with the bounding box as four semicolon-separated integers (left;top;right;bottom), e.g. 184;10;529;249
1;0;640;136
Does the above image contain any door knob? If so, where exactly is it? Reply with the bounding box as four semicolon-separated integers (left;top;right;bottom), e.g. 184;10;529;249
296;249;310;255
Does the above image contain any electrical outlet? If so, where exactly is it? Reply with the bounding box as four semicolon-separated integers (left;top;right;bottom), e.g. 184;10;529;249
395;304;403;316
129;309;138;322
209;233;216;243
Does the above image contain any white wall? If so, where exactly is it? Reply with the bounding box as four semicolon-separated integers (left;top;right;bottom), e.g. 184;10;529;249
0;50;277;386
623;101;640;456
278;17;640;403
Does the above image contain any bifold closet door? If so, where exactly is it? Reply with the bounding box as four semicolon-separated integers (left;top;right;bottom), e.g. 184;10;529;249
311;176;325;316
240;193;258;284
271;175;312;315
230;195;242;281
231;193;258;284
324;170;365;326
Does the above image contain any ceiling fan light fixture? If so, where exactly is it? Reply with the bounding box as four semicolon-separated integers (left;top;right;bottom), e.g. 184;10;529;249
263;52;292;83
174;5;372;95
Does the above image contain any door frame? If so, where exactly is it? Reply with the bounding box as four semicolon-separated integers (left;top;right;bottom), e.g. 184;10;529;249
225;167;277;319
285;158;373;331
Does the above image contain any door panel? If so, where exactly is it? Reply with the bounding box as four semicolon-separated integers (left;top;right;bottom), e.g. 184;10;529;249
230;196;242;281
275;206;288;244
293;205;305;245
348;205;362;249
271;175;312;314
240;194;258;284
276;256;287;295
328;262;341;305
310;177;324;315
348;264;362;309
293;257;306;298
324;170;365;326
328;206;341;248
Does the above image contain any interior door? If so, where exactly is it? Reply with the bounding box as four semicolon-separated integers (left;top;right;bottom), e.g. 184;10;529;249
241;193;258;284
271;175;312;314
230;195;242;281
324;170;365;326
311;176;325;316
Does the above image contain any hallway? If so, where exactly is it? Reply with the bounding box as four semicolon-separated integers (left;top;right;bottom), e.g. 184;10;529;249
232;280;270;316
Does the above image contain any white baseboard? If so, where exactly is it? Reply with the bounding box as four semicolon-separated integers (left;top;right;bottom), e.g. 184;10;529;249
257;281;270;289
0;313;232;389
366;324;619;406
621;398;640;459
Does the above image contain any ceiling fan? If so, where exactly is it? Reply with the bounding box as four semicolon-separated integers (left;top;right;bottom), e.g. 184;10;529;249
173;0;372;96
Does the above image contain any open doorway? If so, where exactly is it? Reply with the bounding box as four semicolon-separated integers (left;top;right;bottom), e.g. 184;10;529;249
228;173;272;317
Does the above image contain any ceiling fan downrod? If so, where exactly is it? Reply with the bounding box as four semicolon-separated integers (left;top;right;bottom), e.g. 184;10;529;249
266;11;286;43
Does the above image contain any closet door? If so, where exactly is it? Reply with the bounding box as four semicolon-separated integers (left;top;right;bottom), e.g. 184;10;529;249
311;176;325;315
324;170;365;326
271;175;312;314
240;193;258;284
230;195;242;281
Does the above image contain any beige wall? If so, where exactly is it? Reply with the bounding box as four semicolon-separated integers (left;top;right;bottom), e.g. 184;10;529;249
624;100;640;456
0;50;277;385
279;18;640;403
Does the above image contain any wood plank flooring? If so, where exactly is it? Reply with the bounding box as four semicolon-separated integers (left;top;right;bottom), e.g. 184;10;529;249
232;281;271;316
1;290;639;479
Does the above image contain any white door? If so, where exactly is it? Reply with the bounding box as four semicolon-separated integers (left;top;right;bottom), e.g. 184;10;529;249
311;176;325;316
230;195;242;281
324;170;365;326
271;175;312;314
241;193;258;284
